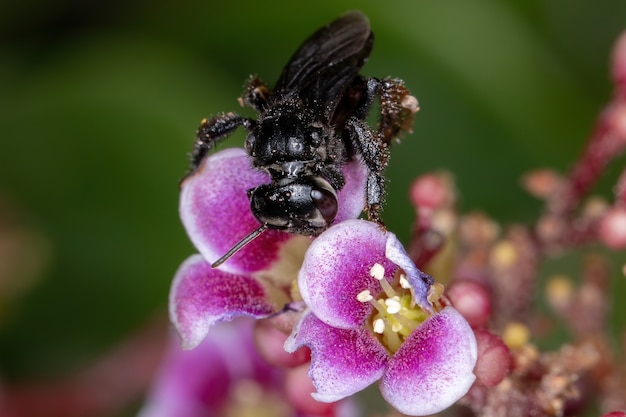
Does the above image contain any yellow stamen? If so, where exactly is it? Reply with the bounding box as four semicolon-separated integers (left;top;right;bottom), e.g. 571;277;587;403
382;325;403;353
371;299;387;316
359;263;442;354
384;296;402;314
378;276;398;299
391;321;403;332
395;315;419;336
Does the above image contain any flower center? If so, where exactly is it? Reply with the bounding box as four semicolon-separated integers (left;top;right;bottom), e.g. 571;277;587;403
356;263;443;354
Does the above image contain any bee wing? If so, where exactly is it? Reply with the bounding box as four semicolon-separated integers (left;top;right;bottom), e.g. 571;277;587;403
274;11;373;117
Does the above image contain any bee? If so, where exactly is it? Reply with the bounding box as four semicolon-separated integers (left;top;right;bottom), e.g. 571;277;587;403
189;11;418;267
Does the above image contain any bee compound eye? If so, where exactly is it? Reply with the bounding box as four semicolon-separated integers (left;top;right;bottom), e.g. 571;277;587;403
311;187;338;223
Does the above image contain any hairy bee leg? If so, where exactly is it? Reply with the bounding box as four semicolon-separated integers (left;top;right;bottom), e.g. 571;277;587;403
348;77;417;143
240;76;273;112
376;78;418;145
345;117;389;226
319;133;348;191
347;76;379;121
319;163;346;191
189;113;254;174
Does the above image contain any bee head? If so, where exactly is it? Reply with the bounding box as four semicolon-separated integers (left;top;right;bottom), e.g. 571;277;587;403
210;176;338;269
248;176;338;235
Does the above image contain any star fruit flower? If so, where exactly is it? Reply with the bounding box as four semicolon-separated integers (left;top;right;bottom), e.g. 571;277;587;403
170;148;366;349
285;219;478;416
139;318;360;417
138;319;283;417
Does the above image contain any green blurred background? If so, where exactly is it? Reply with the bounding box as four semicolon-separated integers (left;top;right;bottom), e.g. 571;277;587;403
0;0;625;412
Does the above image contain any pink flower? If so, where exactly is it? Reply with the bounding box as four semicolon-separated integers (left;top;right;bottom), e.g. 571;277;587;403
139;318;359;417
138;319;281;417
170;148;366;349
285;220;477;416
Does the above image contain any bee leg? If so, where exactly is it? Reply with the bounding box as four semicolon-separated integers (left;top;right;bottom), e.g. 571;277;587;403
346;76;379;121
319;164;346;191
189;113;254;174
376;78;419;145
345;117;389;226
350;77;418;144
240;76;273;112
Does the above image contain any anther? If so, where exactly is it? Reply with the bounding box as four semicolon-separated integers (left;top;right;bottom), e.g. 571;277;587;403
373;318;385;334
427;283;445;304
357;289;373;303
370;263;385;280
385;297;402;314
399;274;411;289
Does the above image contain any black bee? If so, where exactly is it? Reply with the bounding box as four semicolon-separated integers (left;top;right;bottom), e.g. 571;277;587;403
189;11;418;267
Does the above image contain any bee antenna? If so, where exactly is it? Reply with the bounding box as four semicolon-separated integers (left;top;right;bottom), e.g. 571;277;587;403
211;224;269;268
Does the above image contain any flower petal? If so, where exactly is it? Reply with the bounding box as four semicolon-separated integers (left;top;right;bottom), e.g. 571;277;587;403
334;160;367;223
385;233;434;312
285;310;388;402
180;148;291;274
380;307;477;416
298;219;397;329
169;254;281;349
139;319;279;417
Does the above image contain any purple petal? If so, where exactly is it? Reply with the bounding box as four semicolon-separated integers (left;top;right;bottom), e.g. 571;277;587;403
180;148;291;274
334;160;367;223
298;220;397;329
380;307;477;416
385;233;434;312
139;319;280;417
285;310;388;402
170;254;282;349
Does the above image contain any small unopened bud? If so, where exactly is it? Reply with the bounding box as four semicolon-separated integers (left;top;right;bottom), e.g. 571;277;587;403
409;173;451;212
447;281;491;328
473;329;511;387
522;169;564;199
598;206;626;249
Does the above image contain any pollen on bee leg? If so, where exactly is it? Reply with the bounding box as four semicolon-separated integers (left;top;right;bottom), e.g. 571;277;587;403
401;95;419;113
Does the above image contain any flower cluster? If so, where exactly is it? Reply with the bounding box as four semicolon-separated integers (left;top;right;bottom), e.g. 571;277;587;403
161;29;626;417
170;147;366;349
168;147;478;415
139;319;288;417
